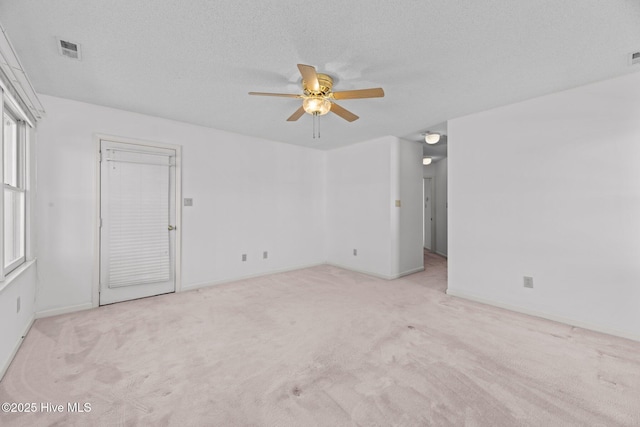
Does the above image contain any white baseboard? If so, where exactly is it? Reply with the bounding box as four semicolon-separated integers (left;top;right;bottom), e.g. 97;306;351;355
35;302;94;319
326;262;396;280
396;266;425;278
185;262;424;291
1;314;34;381
182;262;326;291
435;251;447;258
326;263;425;280
446;288;640;343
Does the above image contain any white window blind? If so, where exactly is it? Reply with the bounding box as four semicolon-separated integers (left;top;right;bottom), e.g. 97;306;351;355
103;148;173;288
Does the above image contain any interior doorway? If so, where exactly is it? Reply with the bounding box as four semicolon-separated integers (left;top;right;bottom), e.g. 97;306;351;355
98;137;181;305
423;177;435;250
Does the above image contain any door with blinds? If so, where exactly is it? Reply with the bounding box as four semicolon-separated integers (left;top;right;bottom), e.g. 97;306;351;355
99;140;176;305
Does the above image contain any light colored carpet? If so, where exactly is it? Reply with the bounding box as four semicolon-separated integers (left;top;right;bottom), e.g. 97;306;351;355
1;252;640;426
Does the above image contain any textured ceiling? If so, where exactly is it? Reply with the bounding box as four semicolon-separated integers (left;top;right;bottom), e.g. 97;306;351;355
1;1;639;150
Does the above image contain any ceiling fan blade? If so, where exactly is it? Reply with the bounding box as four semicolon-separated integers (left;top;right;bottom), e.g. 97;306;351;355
286;106;306;121
330;102;359;122
297;64;319;92
248;92;302;98
332;88;385;100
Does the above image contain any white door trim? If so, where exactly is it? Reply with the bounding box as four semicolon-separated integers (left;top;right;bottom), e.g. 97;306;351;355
92;133;182;308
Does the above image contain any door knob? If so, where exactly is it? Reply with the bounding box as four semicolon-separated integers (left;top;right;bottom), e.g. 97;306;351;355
168;225;176;231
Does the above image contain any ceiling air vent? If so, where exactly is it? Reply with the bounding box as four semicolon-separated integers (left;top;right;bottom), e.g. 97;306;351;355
57;38;81;60
630;51;640;66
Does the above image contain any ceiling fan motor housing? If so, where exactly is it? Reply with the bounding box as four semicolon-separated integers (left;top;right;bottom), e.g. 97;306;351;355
303;73;334;95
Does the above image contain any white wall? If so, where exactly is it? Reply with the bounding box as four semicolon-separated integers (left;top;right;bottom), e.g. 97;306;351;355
434;158;448;257
0;264;36;378
1;126;37;379
423;158;448;256
398;139;424;275
448;71;640;340
35;95;326;315
326;136;423;279
326;136;394;277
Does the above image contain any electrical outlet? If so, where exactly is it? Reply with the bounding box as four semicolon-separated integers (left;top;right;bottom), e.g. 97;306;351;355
242;254;247;262
523;276;534;288
263;251;268;259
353;249;358;256
183;198;193;207
16;296;20;313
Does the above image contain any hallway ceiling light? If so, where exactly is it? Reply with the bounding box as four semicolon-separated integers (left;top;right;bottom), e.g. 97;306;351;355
425;133;440;144
423;157;432;165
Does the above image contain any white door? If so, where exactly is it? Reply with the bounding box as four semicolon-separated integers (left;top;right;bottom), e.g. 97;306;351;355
424;178;433;250
99;140;176;305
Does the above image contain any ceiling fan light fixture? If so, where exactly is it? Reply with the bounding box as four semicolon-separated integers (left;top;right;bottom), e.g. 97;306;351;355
425;133;441;144
303;96;331;116
249;64;383;125
423;157;432;165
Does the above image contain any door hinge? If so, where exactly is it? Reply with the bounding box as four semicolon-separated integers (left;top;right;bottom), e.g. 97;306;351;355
99;218;103;228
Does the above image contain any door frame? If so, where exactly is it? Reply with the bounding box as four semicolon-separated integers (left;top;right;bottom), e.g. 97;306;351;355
423;177;436;251
92;133;182;308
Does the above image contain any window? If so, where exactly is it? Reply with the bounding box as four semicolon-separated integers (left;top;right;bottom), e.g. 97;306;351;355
2;107;26;274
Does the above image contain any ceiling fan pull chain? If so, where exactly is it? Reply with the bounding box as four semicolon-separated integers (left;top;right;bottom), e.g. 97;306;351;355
312;111;322;139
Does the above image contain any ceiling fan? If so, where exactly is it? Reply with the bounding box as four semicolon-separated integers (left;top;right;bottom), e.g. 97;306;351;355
249;64;384;124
